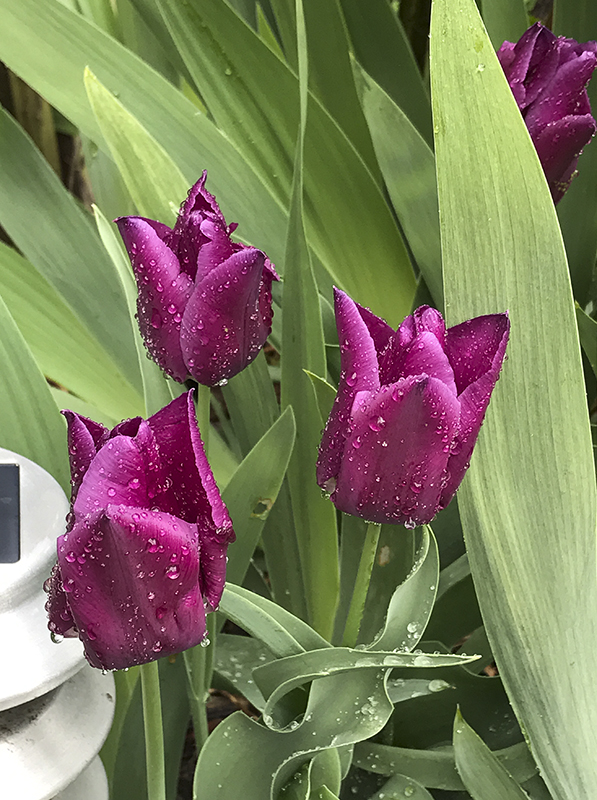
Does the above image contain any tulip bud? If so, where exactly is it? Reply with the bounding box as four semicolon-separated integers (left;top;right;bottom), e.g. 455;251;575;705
317;290;509;528
45;392;235;670
116;172;279;386
498;22;597;203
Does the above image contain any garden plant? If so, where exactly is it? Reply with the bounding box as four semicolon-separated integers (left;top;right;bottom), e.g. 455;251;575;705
0;0;596;799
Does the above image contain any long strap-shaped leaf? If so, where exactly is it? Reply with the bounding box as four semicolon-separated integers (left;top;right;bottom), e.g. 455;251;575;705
431;2;597;799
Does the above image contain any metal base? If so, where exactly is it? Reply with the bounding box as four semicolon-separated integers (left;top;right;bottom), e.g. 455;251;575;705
54;756;109;800
0;665;114;800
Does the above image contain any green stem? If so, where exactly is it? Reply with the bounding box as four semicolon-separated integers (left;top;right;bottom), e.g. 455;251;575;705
183;613;216;752
140;661;166;800
342;522;382;647
196;383;211;455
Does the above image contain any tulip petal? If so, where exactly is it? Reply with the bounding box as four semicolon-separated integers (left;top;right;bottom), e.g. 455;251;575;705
62;410;109;500
440;316;510;508
525;50;596;132
57;507;204;670
180;247;273;386
73;434;148;517
115;216;193;381
44;562;78;638
385;330;456;394
317;289;382;490
148;392;234;608
532;115;596;203
332;375;460;526
445;313;510;396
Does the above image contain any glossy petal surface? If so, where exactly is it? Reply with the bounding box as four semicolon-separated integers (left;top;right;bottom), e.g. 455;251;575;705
333;376;460;526
62;410;108;499
57;506;204;670
116;172;278;385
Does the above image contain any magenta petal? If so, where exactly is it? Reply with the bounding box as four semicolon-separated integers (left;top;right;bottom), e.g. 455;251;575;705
440;317;510;508
148;393;235;545
332;376;461;526
525;51;596;131
445;314;510;396
317;289;381;489
180;248;272;386
44;562;78;638
390;331;456;394
115;216;193;381
62;411;109;500
194;218;238;283
58;507;204;670
73;435;148;518
532;115;596;202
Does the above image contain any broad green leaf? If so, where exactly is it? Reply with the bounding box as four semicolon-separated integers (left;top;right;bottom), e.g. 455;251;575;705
453;711;530;800
223;406;296;586
354;63;442;306
0;108;141;394
255;649;478;722
301;0;379;175
371;774;434;800
195;666;393;799
338;0;432;145
157;0;416;325
208;426;241;492
92;204;173;417
481;0;528;50
220;584;330;656
279;0;338;639
0;293;69;492
366;528;438;653
50;388;118;430
0;242;142;421
0;0;287;266
100;667;139;787
352;739;536;791
431;2;597;798
85;69;188;223
553;4;597;306
214;633;273;711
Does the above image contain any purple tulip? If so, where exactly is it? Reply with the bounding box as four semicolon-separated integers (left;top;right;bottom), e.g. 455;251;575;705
44;392;234;670
116;172;279;387
497;23;597;203
316;290;509;528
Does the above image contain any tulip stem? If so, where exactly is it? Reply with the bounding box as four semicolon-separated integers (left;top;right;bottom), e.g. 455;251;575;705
140;661;166;800
342;522;382;647
197;383;211;455
183;612;216;753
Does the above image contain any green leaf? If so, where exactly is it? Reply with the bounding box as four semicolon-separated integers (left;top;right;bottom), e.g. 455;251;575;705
424;555;482;647
453;710;530;800
219;584;330;657
338;0;432;145
431;2;597;798
0;242;142;421
0;108;142;395
352;739;536;791
214;633;272;711
304;371;336;429
480;0;529;50
92;204;173;417
370;774;434;800
0;0;288;266
366;528;438;653
85;68;189;224
576;304;597;377
353;62;442;306
223;406;296;586
553;4;597;306
156;0;416;325
0;293;69;492
280;0;338;639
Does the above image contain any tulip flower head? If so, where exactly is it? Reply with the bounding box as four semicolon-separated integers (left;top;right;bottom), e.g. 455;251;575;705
317;290;509;528
44;392;235;670
116;172;279;386
498;23;597;203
